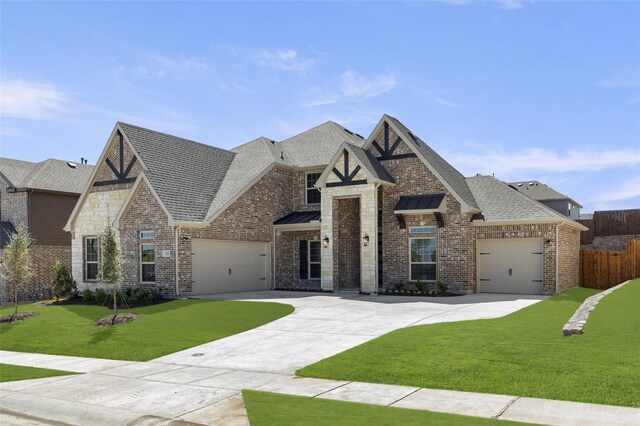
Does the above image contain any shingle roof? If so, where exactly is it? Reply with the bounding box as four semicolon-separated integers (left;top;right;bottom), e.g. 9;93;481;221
0;221;16;247
0;157;94;194
274;211;321;225
384;115;479;211
118;122;236;222
205;137;277;220
347;143;395;184
280;121;365;168
508;180;582;208
466;175;569;222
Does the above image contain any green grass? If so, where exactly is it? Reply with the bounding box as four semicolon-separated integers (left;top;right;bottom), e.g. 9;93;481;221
298;281;640;407
0;299;293;361
0;363;76;382
242;390;535;425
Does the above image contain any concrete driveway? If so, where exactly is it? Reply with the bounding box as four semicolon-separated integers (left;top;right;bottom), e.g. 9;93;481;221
154;291;546;374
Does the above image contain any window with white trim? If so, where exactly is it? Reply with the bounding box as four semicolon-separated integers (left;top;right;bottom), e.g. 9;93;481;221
140;231;156;283
308;240;321;279
306;172;321;204
85;237;99;281
410;237;437;281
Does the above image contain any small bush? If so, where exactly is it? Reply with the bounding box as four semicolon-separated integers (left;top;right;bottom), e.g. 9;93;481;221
139;289;150;305
51;262;78;299
437;280;448;294
82;289;94;302
95;288;107;304
394;281;406;292
415;279;427;294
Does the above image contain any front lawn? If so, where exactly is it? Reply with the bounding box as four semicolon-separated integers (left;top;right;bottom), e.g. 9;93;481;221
0;364;76;382
0;299;293;361
242;390;535;425
298;281;640;407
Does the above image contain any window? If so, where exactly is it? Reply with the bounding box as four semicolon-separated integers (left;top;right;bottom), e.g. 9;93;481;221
308;240;321;279
410;238;437;281
306;172;321;204
140;231;155;239
85;237;99;281
409;226;437;235
140;243;156;283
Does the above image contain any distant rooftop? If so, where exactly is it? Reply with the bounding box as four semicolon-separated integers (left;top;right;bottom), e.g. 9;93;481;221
507;180;582;208
0;157;94;194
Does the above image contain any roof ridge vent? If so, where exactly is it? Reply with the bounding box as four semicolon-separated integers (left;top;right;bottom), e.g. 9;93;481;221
67;162;77;169
343;128;354;135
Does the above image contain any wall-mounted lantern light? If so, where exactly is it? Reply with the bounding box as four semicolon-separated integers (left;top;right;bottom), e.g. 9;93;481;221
323;236;330;248
363;234;369;247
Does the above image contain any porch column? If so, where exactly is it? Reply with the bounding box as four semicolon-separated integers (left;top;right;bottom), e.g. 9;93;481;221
320;190;334;291
360;184;378;293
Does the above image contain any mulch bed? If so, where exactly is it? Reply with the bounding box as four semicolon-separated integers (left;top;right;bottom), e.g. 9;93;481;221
95;313;139;327
50;296;169;308
378;291;462;297
0;312;36;323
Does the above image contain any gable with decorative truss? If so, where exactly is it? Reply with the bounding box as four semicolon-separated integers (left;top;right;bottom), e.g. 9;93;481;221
92;129;142;191
324;148;369;187
370;121;417;161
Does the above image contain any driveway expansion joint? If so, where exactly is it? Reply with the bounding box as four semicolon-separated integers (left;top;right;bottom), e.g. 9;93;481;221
494;396;520;419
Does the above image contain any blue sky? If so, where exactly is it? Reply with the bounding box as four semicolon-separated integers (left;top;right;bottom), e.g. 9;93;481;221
1;1;639;213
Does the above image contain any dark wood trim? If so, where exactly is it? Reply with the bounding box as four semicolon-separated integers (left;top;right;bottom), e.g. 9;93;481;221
332;167;345;181
93;177;137;187
376;153;417;161
347;165;361;181
326;180;367;187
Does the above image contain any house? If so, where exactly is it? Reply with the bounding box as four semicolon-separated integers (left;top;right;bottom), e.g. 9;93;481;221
0;157;94;301
508;180;582;219
65;115;586;297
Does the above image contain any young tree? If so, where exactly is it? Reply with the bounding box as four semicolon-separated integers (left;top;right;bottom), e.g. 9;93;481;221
99;222;122;315
1;226;33;315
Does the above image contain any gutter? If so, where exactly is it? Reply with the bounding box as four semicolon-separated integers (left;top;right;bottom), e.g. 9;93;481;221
174;225;181;297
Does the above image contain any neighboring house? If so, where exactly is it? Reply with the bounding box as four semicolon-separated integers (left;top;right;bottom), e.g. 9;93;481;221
0;158;94;301
508;180;582;219
65;115;586;297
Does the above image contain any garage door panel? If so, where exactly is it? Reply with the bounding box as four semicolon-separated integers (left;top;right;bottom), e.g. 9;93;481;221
478;239;543;295
192;239;270;295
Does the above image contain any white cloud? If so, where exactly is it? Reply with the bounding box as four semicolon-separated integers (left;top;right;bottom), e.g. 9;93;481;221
0;80;67;119
340;71;397;99
497;0;523;10
147;54;209;72
446;146;640;177
0;126;23;137
597;69;640;89
438;0;524;9
591;176;640;203
255;49;313;72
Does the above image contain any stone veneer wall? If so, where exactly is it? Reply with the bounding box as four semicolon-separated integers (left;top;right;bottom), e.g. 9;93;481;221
274;229;322;290
321;184;377;293
473;223;557;294
333;197;361;290
370;125;473;293
582;235;640;251
178;168;294;294
557;224;581;293
120;180;176;297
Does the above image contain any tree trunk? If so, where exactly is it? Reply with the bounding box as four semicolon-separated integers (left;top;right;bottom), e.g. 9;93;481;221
14;283;18;315
113;284;117;316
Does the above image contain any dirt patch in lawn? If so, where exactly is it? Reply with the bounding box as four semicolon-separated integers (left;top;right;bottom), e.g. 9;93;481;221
95;313;139;327
0;312;36;323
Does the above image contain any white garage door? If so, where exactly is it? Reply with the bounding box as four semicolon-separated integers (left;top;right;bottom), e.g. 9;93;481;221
477;239;543;294
191;239;270;295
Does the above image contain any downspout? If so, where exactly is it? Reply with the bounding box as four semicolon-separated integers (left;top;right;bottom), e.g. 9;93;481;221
175;225;180;298
555;224;559;293
272;226;276;290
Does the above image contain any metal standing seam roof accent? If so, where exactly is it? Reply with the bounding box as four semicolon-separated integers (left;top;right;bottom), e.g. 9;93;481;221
274;211;321;225
0;221;16;247
118;122;236;222
394;194;446;211
346;143;395;184
0;157;94;194
384;115;479;211
466;175;572;222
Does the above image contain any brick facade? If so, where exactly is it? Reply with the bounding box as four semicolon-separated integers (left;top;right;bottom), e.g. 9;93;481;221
557;224;580;292
274;229;322;290
333;197;361;290
0;178;28;229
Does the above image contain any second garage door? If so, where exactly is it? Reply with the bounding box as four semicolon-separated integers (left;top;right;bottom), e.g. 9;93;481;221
191;239;270;295
477;239;543;294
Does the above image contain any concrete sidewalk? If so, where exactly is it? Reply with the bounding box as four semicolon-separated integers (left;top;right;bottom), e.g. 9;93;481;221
2;351;639;426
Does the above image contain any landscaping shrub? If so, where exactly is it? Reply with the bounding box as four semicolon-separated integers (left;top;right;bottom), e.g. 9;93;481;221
51;262;78;299
393;281;406;292
82;289;94;302
437;280;448;294
415;279;427;294
95;288;107;304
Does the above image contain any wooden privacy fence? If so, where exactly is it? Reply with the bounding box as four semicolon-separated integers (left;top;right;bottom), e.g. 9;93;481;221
580;240;640;289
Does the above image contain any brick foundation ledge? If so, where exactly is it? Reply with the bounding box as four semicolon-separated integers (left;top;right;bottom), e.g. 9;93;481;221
562;280;630;336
